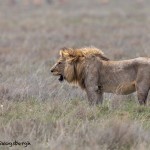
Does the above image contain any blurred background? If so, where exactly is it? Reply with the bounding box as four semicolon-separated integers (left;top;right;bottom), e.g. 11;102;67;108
0;0;150;102
1;1;150;149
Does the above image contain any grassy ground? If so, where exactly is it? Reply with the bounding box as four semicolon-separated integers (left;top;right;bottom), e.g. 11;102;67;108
0;99;150;150
0;0;150;149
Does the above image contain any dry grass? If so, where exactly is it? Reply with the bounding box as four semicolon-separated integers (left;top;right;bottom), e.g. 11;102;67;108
0;100;150;150
0;0;150;149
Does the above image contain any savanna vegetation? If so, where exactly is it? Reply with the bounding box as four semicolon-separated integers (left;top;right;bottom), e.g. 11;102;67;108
0;0;150;149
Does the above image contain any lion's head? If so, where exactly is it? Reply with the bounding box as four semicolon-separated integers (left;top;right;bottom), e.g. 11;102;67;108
51;47;109;86
50;54;65;82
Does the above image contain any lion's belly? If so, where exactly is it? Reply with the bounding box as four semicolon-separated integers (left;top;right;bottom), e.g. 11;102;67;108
103;81;136;95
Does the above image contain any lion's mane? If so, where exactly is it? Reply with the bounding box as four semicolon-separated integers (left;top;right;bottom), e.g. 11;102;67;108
60;47;109;88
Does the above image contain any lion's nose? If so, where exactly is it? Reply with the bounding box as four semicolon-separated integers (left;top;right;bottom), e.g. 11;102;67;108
51;69;54;73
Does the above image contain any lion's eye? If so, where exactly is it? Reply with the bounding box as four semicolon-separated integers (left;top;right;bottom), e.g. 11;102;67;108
58;62;62;64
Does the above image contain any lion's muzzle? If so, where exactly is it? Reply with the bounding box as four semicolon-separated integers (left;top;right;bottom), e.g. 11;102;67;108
50;67;55;73
51;69;54;73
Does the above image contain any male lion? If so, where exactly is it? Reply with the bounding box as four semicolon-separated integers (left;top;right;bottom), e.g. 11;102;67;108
51;47;150;105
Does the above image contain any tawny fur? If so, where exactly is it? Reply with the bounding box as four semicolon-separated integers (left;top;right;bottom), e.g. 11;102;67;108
51;47;150;105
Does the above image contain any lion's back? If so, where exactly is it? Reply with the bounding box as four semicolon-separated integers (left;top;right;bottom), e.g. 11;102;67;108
135;57;150;64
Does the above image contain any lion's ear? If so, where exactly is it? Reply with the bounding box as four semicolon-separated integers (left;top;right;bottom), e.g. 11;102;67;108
60;49;70;59
60;48;83;62
60;48;74;59
59;47;71;58
59;50;64;57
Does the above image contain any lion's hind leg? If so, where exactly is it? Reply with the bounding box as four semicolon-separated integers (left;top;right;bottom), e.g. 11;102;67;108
136;81;150;105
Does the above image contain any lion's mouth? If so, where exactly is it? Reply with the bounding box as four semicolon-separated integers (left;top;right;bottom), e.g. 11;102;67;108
52;72;59;76
51;71;64;82
58;75;64;82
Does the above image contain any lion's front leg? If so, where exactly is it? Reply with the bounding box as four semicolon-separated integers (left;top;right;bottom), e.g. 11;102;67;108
85;72;103;105
85;86;103;105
